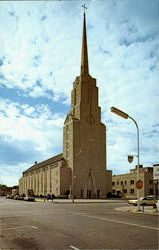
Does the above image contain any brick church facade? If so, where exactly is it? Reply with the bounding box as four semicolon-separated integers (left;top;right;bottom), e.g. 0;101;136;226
19;11;112;199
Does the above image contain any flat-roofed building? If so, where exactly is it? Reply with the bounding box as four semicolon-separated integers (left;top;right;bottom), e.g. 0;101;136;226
112;166;158;199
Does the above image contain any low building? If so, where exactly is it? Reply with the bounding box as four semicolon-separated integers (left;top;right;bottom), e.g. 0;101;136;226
0;185;12;196
112;166;157;199
19;154;71;197
153;164;159;197
12;185;19;195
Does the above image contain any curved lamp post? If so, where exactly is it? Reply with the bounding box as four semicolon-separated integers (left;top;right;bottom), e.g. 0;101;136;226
111;107;141;211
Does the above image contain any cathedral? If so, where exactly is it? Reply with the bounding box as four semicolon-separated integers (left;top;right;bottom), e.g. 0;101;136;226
19;10;112;199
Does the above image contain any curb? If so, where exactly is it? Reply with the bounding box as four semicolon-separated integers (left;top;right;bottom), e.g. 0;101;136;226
35;199;128;204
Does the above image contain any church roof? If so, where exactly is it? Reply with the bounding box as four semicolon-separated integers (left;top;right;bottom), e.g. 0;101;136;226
23;153;64;173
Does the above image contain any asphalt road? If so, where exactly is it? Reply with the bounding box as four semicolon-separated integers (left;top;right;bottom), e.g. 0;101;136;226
0;198;158;249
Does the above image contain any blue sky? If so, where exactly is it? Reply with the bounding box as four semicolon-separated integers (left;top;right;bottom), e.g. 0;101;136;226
0;0;159;186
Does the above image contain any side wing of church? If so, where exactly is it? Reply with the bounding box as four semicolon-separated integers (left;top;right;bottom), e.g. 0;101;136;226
19;10;112;199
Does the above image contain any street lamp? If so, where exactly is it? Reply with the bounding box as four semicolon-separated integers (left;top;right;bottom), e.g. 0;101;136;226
72;175;76;204
111;107;141;211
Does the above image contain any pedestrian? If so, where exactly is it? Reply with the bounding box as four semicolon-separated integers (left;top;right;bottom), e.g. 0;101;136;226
51;194;55;203
47;194;49;202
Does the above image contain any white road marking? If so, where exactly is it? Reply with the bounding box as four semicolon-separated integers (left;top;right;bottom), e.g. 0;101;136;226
75;213;159;231
30;226;38;229
2;225;38;231
70;245;80;250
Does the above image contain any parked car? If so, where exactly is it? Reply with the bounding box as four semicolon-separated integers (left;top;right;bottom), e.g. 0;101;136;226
5;195;11;199
10;194;16;199
24;195;35;201
128;196;157;206
14;195;20;200
14;195;24;200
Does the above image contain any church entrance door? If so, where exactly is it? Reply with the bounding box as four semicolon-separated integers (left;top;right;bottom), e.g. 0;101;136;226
86;172;94;198
87;190;91;198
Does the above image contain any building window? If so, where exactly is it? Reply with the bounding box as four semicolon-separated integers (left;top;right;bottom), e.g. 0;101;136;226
74;88;76;105
149;189;153;195
38;175;39;192
121;181;123;185
130;189;134;193
34;178;36;190
112;182;115;186
125;180;127;185
130;180;134;185
123;189;127;193
117;181;119;185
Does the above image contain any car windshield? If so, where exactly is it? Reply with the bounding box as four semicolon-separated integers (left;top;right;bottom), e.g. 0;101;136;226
139;197;144;200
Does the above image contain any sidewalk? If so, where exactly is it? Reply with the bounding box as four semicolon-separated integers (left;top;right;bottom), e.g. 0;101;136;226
35;198;127;204
35;198;159;215
115;206;159;215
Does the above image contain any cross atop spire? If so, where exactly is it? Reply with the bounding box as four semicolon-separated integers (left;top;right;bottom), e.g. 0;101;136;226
81;4;89;76
82;4;87;14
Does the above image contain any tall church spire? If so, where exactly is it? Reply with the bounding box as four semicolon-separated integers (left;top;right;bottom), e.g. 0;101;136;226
81;5;89;76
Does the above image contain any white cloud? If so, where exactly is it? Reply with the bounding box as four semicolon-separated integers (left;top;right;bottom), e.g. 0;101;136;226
22;105;35;116
0;98;64;154
0;163;29;187
0;0;158;185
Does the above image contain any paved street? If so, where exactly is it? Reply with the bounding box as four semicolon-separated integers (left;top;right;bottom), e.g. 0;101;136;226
0;197;158;249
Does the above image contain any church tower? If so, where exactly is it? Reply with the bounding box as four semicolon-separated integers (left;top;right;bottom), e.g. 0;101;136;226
63;8;111;198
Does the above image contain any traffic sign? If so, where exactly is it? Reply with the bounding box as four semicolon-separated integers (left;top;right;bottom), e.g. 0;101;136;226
128;155;133;163
136;179;143;189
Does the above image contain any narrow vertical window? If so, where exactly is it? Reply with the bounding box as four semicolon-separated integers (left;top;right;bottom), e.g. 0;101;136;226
74;88;76;105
